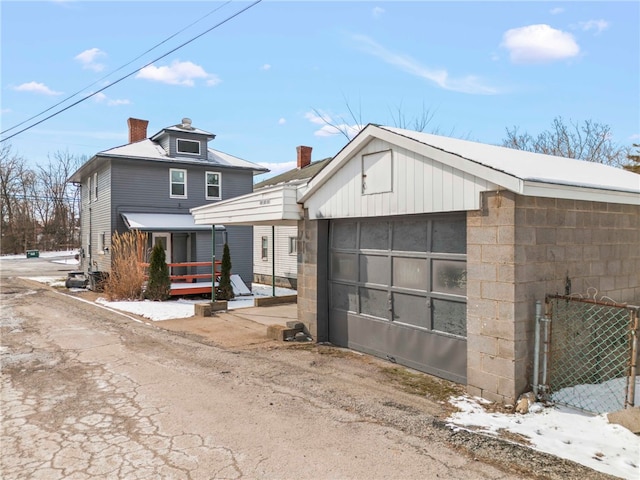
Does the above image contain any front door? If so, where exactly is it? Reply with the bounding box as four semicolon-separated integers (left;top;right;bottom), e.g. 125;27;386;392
152;233;171;264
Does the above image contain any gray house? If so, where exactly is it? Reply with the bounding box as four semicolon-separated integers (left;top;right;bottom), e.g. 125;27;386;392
68;117;267;289
191;124;640;405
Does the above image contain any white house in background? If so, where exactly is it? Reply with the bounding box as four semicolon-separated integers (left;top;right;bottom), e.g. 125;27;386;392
252;146;331;288
192;124;640;405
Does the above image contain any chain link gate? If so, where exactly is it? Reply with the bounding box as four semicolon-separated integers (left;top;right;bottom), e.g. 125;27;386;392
534;294;639;414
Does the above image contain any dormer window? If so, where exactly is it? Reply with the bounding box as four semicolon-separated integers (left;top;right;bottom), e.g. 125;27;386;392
177;138;200;155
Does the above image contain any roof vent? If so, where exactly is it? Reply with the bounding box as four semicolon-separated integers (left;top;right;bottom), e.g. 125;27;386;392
180;118;194;130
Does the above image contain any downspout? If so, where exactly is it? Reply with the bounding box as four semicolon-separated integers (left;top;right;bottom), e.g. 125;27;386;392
534;300;552;400
533;301;542;398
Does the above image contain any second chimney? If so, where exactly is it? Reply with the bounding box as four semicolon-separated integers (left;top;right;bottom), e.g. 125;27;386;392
297;145;312;169
127;118;149;143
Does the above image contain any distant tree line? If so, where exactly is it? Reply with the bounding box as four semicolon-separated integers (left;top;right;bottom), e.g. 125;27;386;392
0;143;84;254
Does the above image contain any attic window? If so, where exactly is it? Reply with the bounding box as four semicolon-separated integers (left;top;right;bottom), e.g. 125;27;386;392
177;139;200;155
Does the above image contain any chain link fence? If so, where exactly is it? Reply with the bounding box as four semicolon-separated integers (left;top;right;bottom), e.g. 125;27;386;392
535;294;639;414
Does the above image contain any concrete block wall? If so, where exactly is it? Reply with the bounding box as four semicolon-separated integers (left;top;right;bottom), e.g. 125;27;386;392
297;209;319;340
466;191;518;403
467;191;640;404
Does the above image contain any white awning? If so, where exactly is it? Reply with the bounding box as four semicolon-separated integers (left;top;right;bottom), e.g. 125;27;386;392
121;213;225;232
191;184;303;226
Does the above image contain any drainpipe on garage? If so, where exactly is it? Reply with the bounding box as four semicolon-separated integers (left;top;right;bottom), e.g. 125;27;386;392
533;301;542;398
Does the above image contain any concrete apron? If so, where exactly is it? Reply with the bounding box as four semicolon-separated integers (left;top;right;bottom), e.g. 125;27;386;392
158;303;299;349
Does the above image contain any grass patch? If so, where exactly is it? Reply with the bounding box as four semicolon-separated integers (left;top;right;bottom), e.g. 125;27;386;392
382;366;464;403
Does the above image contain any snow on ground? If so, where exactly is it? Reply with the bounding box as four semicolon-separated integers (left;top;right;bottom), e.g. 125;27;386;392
1;250;79;260
94;283;296;321
10;251;640;479
448;391;639;480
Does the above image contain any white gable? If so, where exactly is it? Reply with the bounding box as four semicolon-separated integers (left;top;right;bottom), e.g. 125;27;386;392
300;125;640;220
303;136;498;220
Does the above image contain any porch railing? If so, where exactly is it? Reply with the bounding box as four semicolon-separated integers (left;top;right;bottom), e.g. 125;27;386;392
140;261;223;296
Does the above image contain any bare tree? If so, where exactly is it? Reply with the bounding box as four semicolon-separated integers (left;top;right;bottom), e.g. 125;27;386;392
502;117;629;167
311;99;468;140
0;144;82;254
623;143;640;174
36;150;81;250
0;144;38;253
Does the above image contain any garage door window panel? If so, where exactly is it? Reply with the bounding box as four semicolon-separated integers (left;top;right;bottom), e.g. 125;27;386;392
432;259;467;296
392;257;428;291
392;220;428;252
331;252;357;282
359;254;389;285
360;221;389;250
331;283;357;312
392;293;429;329
432;299;467;337
332;222;357;249
432;217;466;253
359;287;389;319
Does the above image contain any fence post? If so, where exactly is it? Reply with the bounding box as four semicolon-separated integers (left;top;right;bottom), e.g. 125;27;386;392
627;308;638;409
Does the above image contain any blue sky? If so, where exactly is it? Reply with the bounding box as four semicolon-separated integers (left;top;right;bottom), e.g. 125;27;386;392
2;1;639;180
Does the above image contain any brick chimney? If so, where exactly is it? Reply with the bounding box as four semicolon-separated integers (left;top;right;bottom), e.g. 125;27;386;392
297;145;312;169
127;118;149;143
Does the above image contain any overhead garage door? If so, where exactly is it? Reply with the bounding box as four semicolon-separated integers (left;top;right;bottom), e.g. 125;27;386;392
328;214;467;383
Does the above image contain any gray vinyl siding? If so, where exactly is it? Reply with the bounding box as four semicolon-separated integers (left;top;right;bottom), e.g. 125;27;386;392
102;158;254;278
193;228;252;286
109;159;252;214
81;163;112;273
225;225;253;286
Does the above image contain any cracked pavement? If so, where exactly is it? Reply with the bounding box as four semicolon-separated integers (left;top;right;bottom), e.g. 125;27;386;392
1;258;615;479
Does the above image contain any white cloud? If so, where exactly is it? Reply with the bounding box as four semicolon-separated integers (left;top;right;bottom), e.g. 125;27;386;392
352;34;499;95
108;99;130;106
261;64;271;71
305;111;364;139
1;108;11;114
75;48;106;72
579;19;610;34
13;81;62;95
372;6;385;18
501;24;580;64
93;92;130;106
136;60;221;87
278;117;286;125
257;161;296;177
550;7;564;15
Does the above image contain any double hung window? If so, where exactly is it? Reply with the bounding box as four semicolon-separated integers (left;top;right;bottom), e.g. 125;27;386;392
206;172;221;200
170;168;187;198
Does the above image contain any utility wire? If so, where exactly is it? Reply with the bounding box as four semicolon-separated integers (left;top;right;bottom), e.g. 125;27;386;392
1;0;233;136
1;0;262;143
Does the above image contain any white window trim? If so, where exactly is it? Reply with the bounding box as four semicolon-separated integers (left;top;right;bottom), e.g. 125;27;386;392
170;168;187;198
87;176;92;203
288;236;297;255
93;172;98;202
176;138;201;155
205;171;222;200
261;236;268;261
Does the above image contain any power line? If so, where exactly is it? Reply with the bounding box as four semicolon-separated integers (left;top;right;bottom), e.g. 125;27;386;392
1;1;234;136
0;0;262;143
